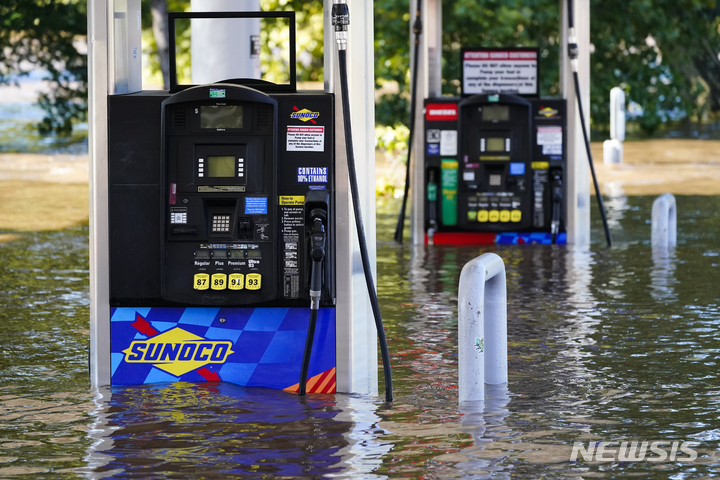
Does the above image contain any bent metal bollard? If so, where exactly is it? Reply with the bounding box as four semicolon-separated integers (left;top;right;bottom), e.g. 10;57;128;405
651;193;677;248
458;252;508;404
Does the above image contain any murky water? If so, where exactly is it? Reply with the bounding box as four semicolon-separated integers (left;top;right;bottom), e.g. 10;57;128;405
0;103;87;155
1;196;720;478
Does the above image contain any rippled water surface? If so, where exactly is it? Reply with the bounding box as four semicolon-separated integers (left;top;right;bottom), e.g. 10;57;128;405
1;196;720;478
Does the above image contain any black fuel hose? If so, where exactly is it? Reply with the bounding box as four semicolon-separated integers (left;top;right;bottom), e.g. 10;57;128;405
299;308;318;396
393;0;423;244
333;1;393;403
567;0;613;247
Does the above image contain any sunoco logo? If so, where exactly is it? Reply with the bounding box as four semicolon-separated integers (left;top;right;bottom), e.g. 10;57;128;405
291;107;320;124
122;327;234;376
538;107;559;118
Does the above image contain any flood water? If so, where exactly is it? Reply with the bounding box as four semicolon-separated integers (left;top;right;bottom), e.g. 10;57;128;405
0;195;719;478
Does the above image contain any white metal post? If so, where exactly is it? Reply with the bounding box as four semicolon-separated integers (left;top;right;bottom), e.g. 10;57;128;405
610;87;626;141
560;0;591;247
190;0;261;83
88;0;111;388
409;0;431;245
458;253;508;404
651;193;677;248
331;0;379;394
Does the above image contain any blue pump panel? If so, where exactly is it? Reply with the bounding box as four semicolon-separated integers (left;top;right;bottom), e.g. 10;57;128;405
111;307;336;393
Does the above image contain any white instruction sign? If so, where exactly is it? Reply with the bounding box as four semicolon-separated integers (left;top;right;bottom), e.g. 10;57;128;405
463;49;538;95
440;130;458;156
287;126;325;152
536;126;562;145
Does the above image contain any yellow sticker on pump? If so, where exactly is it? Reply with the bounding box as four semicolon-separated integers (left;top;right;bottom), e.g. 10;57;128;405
279;196;305;205
194;273;210;290
228;273;244;290
211;273;227;290
246;273;262;290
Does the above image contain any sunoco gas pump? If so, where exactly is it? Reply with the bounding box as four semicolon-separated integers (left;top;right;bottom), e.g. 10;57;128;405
398;0;609;247
90;4;391;400
422;48;568;245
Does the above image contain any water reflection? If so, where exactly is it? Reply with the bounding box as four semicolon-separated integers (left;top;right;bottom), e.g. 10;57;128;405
1;198;720;477
650;246;678;303
80;383;396;478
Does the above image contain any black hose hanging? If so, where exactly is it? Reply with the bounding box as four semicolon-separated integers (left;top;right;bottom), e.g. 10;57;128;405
393;0;423;244
567;0;613;247
335;43;394;403
299;308;318;396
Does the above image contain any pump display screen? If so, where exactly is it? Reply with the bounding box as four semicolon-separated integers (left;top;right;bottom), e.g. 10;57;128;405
486;138;505;152
207;156;236;177
200;105;243;129
482;105;510;122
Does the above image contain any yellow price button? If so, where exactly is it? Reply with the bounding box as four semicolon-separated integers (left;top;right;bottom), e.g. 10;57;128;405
211;273;227;290
228;273;244;290
468;210;478;221
478;210;489;222
489;210;500;222
194;273;210;291
246;273;262;291
499;210;510;222
511;210;522;222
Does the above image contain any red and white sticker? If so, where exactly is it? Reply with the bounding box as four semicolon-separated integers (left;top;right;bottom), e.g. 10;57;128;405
287;126;325;152
426;104;458;121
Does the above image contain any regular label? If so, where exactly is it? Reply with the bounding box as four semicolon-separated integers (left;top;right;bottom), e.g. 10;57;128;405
287;126;325;152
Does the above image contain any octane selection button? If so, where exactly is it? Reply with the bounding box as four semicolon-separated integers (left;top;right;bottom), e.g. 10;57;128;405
246;273;261;290
194;273;210;291
228;273;244;290
211;273;227;290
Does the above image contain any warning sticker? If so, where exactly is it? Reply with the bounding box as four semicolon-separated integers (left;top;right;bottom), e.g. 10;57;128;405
287;126;325;152
440;130;458;156
462;49;538;95
537;126;562;145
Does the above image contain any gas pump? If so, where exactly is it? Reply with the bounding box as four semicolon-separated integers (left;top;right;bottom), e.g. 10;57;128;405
422;48;568;245
97;7;392;400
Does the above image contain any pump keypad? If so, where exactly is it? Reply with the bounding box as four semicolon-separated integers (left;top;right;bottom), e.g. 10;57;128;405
212;215;231;233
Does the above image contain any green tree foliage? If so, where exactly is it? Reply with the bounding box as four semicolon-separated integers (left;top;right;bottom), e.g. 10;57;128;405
376;0;720;135
375;0;560;128
0;0;87;134
591;0;720;134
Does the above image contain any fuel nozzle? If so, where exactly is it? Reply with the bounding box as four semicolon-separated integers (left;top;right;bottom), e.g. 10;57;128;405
551;171;563;244
309;209;327;310
305;191;330;310
332;0;349;50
